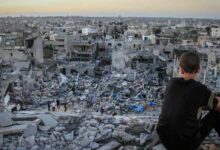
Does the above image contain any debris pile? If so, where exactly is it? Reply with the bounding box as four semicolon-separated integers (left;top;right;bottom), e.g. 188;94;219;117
5;65;166;116
0;111;219;150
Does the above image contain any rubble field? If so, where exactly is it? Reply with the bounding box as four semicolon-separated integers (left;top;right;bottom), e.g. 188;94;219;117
0;71;220;150
1;16;220;150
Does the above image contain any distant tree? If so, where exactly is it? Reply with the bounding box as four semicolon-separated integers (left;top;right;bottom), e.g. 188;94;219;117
205;27;211;36
153;28;162;35
190;30;198;42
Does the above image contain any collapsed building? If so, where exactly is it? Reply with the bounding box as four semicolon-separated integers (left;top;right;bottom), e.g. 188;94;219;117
67;38;97;62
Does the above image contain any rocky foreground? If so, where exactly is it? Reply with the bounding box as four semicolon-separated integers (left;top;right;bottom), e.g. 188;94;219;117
0;111;220;150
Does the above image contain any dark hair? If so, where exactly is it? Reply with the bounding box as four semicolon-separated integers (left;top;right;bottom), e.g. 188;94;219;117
179;52;200;73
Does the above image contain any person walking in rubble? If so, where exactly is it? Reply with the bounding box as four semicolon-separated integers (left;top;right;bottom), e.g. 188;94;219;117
100;106;104;114
56;99;60;109
51;101;56;112
64;101;67;112
157;52;220;150
47;101;50;111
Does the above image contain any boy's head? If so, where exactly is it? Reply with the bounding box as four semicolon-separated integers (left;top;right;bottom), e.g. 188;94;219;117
179;52;200;79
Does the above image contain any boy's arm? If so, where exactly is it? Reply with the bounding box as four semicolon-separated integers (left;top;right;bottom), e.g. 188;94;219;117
198;85;218;111
206;92;218;111
205;91;219;111
215;97;220;112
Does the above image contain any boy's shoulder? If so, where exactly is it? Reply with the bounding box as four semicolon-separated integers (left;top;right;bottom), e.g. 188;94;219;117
169;77;206;88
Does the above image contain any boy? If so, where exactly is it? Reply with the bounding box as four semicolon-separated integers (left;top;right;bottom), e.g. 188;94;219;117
157;52;220;150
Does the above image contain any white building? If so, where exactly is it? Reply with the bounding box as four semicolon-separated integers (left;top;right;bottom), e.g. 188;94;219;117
82;27;97;35
211;27;220;38
105;39;124;51
54;34;67;52
142;35;156;44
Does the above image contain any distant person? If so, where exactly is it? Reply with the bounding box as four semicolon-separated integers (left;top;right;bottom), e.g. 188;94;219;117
47;101;50;111
51;101;56;111
64;102;67;112
56;99;60;109
72;84;75;93
157;52;220;150
100;106;104;114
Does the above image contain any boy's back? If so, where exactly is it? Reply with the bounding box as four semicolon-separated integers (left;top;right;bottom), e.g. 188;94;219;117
157;77;214;150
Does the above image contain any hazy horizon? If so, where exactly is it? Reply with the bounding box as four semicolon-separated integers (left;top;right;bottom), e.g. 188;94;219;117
0;0;220;19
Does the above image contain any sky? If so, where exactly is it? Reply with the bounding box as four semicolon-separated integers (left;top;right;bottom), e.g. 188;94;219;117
0;0;220;18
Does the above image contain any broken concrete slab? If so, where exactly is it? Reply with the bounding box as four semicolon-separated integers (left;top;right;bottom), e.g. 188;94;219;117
12;115;38;121
23;123;37;138
8;143;16;150
24;135;35;148
0;124;27;135
39;125;52;132
13;118;41;126
30;145;38;150
16;147;26;150
152;144;167;150
0;112;13;127
112;130;136;143
54;126;66;132
33;119;41;125
39;114;58;128
90;142;99;149
64;132;74;141
97;141;121;150
14;111;42;115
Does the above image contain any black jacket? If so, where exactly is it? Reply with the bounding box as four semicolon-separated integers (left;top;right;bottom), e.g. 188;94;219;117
157;78;218;149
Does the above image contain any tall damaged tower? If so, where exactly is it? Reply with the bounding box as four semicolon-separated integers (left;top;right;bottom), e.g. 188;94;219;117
26;33;44;64
32;37;44;64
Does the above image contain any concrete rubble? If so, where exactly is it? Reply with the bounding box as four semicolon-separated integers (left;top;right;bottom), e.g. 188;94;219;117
0;111;218;150
39;114;58;128
0;124;27;135
0;112;13;127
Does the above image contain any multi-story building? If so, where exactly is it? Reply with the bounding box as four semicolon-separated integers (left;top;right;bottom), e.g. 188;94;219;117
67;39;97;62
54;34;67;53
211;27;220;38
